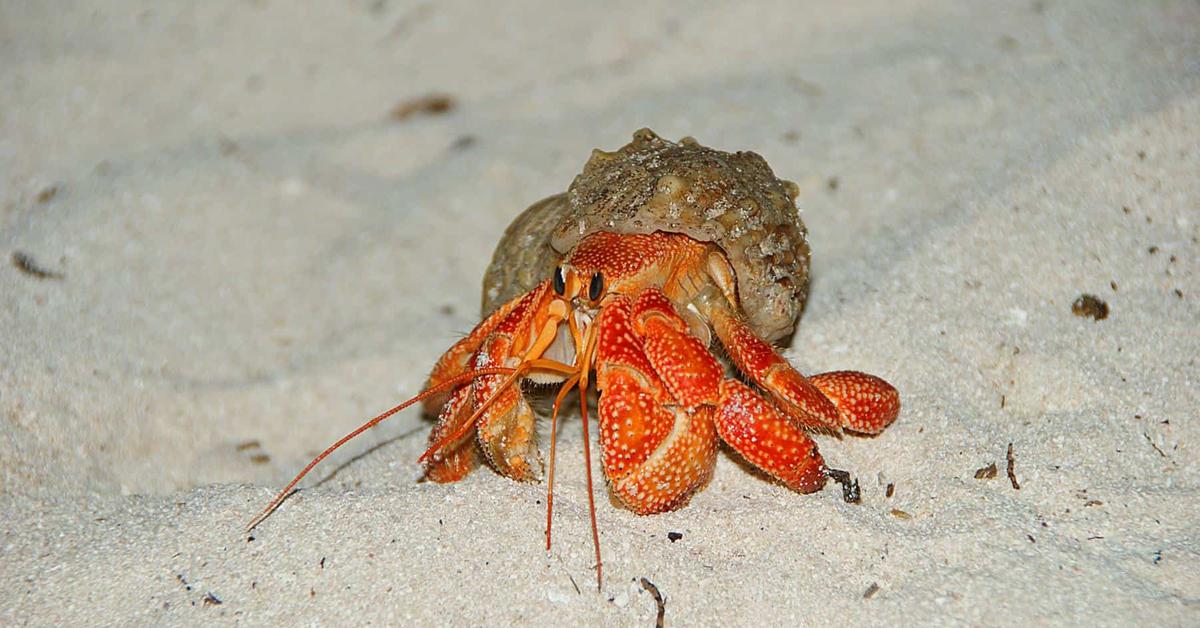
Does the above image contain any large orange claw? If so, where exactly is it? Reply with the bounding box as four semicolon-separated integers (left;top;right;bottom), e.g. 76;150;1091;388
595;294;719;514
593;288;832;510
600;380;719;514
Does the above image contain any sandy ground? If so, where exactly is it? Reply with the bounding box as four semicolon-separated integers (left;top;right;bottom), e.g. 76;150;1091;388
2;1;1198;625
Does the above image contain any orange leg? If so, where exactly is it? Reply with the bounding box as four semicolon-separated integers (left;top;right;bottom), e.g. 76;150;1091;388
808;371;900;435
715;380;825;493
709;307;899;434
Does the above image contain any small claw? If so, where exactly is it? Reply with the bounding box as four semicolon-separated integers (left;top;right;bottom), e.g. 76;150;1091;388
716;380;826;493
473;372;542;482
808;370;900;434
423;385;481;483
423;282;553;418
423;287;541;416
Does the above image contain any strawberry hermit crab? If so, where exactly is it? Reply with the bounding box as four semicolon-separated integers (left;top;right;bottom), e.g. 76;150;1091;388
250;130;900;586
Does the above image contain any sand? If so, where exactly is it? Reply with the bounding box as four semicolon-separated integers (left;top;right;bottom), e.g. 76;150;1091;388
2;0;1198;625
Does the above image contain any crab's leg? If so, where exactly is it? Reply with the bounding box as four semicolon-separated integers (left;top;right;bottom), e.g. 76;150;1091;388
715;379;826;493
594;294;718;515
806;370;902;435
708;307;900;434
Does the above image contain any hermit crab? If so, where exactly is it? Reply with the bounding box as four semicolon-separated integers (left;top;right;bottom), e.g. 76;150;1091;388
249;129;900;586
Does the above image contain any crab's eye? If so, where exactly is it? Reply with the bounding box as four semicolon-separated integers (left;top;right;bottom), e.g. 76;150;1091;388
588;272;604;301
552;267;566;296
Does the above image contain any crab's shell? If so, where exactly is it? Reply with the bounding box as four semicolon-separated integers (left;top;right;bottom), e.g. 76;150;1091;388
481;129;811;343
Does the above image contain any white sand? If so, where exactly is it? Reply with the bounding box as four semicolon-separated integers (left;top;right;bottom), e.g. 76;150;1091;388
2;1;1198;624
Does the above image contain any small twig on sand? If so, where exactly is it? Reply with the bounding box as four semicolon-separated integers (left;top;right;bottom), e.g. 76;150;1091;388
1006;443;1021;490
639;577;665;628
11;251;64;280
1143;432;1168;458
389;93;455;121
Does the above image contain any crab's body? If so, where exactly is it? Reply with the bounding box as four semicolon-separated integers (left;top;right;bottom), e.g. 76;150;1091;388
423;229;898;514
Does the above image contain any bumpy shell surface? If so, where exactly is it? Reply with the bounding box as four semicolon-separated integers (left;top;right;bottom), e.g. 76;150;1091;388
482;129;811;343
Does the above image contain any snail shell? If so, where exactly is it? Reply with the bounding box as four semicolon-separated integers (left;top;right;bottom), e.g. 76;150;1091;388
481;129;811;343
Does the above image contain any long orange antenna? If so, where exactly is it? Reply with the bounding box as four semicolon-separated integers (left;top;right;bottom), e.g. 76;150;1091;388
574;322;603;591
545;373;581;551
246;366;516;532
578;375;603;590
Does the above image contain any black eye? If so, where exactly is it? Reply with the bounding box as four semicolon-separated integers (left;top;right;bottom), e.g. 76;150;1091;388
552;267;566;296
588;272;604;301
